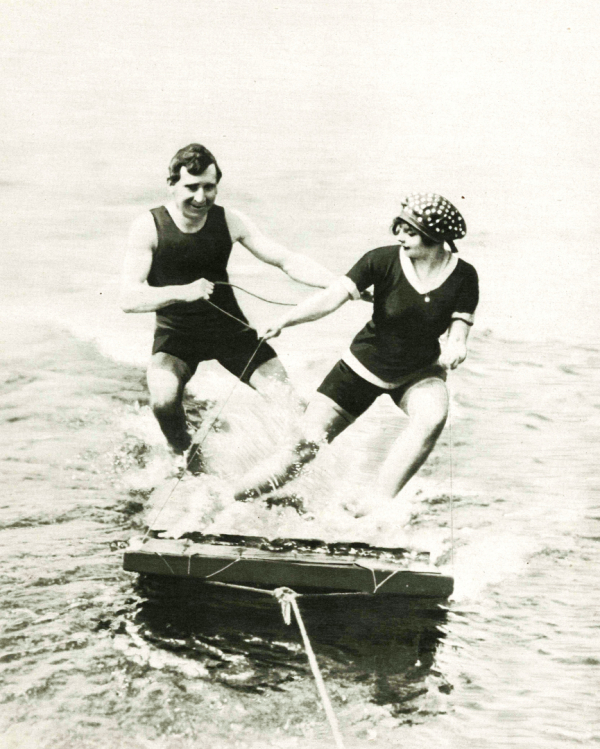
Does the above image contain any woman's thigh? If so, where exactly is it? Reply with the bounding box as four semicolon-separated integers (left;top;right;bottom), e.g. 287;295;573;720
398;377;449;428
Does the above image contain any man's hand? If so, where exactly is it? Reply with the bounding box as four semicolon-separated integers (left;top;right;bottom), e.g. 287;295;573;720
180;278;214;303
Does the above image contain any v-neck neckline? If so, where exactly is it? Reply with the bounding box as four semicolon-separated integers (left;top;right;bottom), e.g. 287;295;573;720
399;247;458;295
164;204;210;235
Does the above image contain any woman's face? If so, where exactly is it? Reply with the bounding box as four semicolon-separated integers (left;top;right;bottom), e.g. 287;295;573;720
395;221;431;258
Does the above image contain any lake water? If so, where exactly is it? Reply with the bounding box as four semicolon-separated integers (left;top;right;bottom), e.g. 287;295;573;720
1;1;600;747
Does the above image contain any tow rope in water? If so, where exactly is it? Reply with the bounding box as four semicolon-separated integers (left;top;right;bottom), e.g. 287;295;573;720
275;587;345;749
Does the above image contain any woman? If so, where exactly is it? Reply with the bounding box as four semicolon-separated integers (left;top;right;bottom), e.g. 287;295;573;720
234;193;479;516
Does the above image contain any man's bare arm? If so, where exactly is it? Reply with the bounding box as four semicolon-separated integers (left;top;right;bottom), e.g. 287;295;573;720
225;208;336;288
120;213;213;313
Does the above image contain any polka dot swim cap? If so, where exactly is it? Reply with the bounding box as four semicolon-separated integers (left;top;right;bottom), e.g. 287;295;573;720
397;193;467;252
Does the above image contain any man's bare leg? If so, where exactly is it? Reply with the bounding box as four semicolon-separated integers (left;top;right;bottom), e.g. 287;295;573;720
247;356;305;410
147;352;193;455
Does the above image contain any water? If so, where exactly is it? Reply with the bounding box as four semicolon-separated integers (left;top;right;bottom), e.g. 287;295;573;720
2;1;600;747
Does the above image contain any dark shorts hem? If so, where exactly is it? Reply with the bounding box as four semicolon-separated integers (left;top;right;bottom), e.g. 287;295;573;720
316;359;446;419
152;328;278;384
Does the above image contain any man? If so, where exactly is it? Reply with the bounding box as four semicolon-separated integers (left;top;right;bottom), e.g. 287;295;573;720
120;143;335;470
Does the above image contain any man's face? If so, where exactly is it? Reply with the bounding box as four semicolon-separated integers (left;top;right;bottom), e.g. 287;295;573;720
172;165;219;219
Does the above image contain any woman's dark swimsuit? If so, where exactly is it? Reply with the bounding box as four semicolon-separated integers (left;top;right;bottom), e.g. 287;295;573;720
317;245;479;418
148;205;276;382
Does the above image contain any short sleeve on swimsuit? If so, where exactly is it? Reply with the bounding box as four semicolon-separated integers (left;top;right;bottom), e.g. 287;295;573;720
346;250;375;294
451;263;479;326
339;275;361;300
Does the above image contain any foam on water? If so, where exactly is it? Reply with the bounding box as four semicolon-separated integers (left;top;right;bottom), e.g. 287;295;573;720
448;530;542;603
3;0;600;744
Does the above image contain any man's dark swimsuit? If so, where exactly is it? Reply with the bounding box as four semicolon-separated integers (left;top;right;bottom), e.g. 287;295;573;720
149;205;276;381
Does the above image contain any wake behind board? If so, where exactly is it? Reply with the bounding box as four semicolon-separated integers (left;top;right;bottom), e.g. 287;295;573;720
123;533;453;598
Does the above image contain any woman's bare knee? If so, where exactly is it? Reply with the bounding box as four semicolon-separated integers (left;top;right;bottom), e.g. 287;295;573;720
403;380;448;434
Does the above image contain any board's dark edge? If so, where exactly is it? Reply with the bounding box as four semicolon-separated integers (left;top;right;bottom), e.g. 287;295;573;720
123;545;454;598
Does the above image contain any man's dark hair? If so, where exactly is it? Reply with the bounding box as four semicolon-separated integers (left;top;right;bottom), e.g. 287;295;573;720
167;143;222;185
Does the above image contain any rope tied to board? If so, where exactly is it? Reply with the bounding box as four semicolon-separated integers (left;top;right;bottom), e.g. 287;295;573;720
273;587;346;749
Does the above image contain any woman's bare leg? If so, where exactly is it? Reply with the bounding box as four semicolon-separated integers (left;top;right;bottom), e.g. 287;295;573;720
234;393;354;500
376;378;449;499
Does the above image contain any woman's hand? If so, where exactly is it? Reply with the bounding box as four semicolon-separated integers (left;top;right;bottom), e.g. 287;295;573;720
439;342;467;370
440;319;471;370
257;321;284;340
256;280;352;340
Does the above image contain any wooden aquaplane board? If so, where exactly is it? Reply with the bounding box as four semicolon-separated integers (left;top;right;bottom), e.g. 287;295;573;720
123;536;454;598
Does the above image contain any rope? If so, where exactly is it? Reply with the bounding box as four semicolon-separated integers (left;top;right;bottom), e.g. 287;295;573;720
215;280;296;306
352;562;404;594
170;574;350;742
447;373;455;572
152;550;176;575
373;569;402;593
200;557;242;579
274;587;346;749
203;579;371;597
203;298;254;329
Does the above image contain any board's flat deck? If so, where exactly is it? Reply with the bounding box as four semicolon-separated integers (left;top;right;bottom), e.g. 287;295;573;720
123;537;453;598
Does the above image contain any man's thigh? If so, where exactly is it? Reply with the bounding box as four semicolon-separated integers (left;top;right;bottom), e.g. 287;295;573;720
217;331;278;384
249;356;290;386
